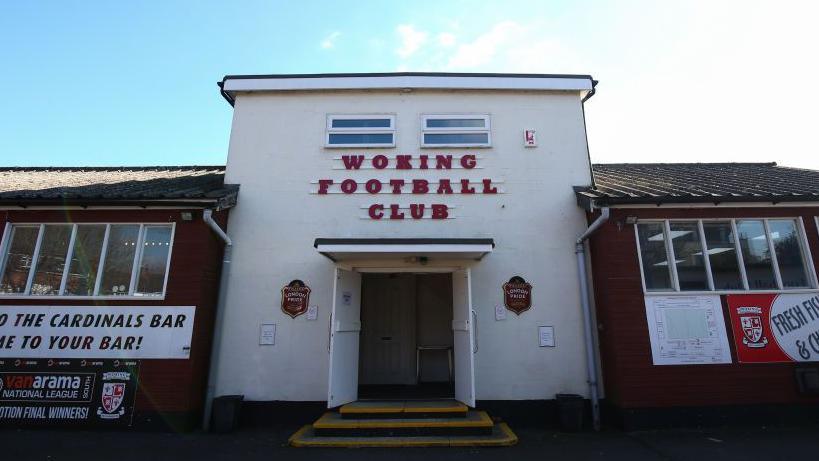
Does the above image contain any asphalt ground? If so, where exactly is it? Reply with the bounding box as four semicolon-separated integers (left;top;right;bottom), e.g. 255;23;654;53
2;423;818;460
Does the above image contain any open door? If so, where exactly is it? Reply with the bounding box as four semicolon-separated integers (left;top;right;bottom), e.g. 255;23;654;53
452;268;476;407
327;267;362;408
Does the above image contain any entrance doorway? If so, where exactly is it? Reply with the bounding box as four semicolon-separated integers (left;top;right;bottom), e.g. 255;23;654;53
327;267;475;408
358;273;454;399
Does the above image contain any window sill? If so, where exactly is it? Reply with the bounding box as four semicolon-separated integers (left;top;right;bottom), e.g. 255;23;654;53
0;295;167;301
643;289;819;296
324;144;396;149
420;144;491;149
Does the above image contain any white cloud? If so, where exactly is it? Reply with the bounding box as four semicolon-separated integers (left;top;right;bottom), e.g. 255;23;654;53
437;32;456;47
395;25;428;58
446;21;520;69
320;31;341;50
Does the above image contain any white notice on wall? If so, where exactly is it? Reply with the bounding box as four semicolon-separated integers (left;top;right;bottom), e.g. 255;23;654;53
260;323;276;345
644;295;732;365
306;305;318;321
539;326;555;347
495;305;507;321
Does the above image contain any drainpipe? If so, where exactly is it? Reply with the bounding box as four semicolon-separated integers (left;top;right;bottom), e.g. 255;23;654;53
202;208;233;431
575;206;609;431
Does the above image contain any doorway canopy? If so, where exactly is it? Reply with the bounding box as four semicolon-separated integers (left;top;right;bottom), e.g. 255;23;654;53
314;238;495;262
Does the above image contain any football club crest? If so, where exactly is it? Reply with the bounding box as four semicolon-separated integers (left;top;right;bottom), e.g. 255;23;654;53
101;383;125;413
281;279;311;318
97;371;132;420
503;276;533;315
737;306;768;348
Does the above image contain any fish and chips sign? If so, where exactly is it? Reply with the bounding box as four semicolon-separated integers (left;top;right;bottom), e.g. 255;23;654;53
727;293;819;363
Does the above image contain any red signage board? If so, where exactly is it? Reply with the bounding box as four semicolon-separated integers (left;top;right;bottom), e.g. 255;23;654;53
503;276;532;315
281;280;311;319
726;293;819;363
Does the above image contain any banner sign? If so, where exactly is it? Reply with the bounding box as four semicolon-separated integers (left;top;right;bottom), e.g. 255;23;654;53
0;358;139;426
727;293;819;363
644;295;732;365
0;306;195;359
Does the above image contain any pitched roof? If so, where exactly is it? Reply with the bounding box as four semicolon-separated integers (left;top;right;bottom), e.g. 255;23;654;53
0;166;238;208
575;162;819;207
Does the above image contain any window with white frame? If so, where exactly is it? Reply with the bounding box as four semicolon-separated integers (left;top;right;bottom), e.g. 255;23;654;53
635;219;814;292
421;114;491;147
326;114;395;147
0;223;174;297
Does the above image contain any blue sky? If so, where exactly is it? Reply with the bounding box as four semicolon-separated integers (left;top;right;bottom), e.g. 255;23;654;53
2;1;818;168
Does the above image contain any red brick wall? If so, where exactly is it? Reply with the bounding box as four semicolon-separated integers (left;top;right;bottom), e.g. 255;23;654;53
587;207;819;409
0;209;228;416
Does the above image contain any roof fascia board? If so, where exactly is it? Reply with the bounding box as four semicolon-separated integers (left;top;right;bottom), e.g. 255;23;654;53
222;75;593;93
603;201;819;209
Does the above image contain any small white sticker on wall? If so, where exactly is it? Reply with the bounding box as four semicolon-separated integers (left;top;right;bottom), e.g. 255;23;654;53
495;305;507;321
307;305;318;320
524;129;537;147
539;326;555;347
260;323;276;345
342;291;352;306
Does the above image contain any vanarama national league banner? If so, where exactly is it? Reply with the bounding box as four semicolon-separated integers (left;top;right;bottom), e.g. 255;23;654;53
0;358;139;426
727;293;819;363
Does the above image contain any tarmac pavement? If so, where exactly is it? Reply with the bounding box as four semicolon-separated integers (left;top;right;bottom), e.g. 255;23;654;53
2;423;818;460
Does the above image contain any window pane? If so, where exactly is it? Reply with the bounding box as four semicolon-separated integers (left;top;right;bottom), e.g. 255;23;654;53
636;223;673;290
99;225;140;295
668;222;709;291
64;225;106;296
136;226;172;295
327;133;393;145
331;118;391;128
423;133;489;145
30;225;72;295
426;118;485;128
736;220;777;289
768;220;809;288
703;222;744;290
0;226;40;294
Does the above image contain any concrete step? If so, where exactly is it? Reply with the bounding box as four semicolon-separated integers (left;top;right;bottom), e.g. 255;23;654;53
339;399;468;419
289;422;518;448
314;410;493;437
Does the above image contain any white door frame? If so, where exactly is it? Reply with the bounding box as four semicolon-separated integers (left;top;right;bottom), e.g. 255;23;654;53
327;263;477;407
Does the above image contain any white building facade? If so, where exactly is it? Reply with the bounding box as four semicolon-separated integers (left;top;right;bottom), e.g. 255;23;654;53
210;73;598;412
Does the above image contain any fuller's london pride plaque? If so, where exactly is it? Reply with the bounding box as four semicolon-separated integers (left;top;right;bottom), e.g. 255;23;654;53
281;280;311;318
503;276;532;315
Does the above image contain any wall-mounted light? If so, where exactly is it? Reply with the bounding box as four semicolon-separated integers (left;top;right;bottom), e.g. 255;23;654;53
180;212;193;222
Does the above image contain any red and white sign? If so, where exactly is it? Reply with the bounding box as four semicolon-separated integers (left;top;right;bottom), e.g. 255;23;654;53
727;293;819;363
524;129;537;147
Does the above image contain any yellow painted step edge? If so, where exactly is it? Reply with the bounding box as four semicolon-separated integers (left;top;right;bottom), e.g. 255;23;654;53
340;402;467;415
314;411;493;429
403;403;468;414
288;422;518;448
340;405;405;414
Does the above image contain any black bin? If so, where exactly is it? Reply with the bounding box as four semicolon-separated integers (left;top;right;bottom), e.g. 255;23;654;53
556;394;585;432
211;395;244;433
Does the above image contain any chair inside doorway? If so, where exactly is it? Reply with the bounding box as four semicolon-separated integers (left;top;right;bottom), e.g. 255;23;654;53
358;272;455;400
